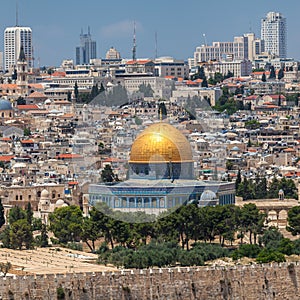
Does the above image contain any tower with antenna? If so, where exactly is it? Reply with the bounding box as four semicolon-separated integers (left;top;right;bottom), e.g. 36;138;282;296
155;31;158;59
132;21;137;61
16;1;19;26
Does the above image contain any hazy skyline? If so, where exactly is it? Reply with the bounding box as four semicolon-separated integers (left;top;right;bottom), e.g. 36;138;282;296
1;0;299;67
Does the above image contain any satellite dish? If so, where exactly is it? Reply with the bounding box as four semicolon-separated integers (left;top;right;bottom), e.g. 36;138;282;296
263;143;269;150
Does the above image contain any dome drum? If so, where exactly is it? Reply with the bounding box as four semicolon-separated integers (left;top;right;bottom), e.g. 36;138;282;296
129;161;194;180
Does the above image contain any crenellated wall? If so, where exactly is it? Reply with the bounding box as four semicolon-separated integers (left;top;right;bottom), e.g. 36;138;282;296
1;262;300;299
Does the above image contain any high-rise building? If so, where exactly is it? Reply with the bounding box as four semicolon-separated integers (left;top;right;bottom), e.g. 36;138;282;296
4;26;32;71
75;27;97;65
244;33;265;61
261;12;287;58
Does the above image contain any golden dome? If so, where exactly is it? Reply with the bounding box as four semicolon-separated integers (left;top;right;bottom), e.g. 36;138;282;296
129;123;193;163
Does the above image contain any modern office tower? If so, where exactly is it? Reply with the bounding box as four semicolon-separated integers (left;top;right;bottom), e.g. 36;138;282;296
261;12;287;58
4;26;32;71
75;27;97;65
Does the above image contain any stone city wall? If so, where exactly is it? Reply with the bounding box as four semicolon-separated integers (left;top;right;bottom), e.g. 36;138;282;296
0;262;300;299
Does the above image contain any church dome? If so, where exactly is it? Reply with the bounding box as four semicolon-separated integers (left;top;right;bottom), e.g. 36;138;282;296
0;99;12;111
129;123;193;163
55;199;65;206
40;189;50;199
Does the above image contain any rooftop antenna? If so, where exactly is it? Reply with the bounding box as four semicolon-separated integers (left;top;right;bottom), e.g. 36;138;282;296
249;21;252;33
203;33;207;46
132;21;137;61
155;31;158;59
88;26;90;35
16;0;19;26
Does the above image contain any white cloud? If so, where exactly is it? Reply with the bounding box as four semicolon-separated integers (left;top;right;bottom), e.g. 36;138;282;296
100;20;143;38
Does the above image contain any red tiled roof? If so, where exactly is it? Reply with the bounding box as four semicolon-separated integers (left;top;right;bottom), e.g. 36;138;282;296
245;95;259;100
68;181;79;185
103;157;120;163
53;100;72;105
20;140;34;144
58;113;74;118
252;71;270;75
1;137;11;141
51;71;66;77
17;104;39;110
28;84;44;89
284;148;295;152
0;84;18;89
185;80;197;85
56;153;83;159
266;94;286;100
27;110;49;114
27;91;47;98
0;155;14;162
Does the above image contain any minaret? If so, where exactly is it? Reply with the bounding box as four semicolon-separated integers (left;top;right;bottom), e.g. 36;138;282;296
16;45;28;96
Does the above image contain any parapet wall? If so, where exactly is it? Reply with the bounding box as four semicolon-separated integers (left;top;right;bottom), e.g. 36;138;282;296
1;262;300;299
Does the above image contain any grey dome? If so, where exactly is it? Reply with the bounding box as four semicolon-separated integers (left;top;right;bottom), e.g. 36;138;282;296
0;99;12;111
200;190;217;201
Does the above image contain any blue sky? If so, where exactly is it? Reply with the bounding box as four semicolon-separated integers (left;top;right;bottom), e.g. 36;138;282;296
0;0;299;67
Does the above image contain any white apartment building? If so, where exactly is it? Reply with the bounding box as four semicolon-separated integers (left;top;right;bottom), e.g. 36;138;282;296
261;12;287;58
194;34;264;64
4;26;32;71
203;60;253;78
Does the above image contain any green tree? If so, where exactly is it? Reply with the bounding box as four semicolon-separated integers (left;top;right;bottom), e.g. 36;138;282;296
269;66;276;79
40;224;49;247
101;165;117;183
74;82;79;100
10;219;33;249
138;83;154;97
191;66;206;80
201;76;208;88
277;68;284;80
256;249;285;263
16;97;26;105
23;128;31;136
267;177;280;198
224;70;234;79
239;203;265;244
8;206;26;224
245;119;260;130
158;102;167;119
287;206;300;236
81;208;105;252
67;91;71;101
26;203;33;227
235;170;242;191
49;205;83;244
0;199;5;228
